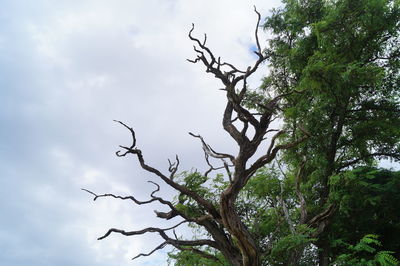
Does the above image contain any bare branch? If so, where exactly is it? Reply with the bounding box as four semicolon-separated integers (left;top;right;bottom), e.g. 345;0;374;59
132;242;167;260
223;161;233;183
113;120;136;157
220;61;246;74
188;23;216;65
223;101;246;144
266;130;287;158
338;151;400;170
295;156;308;224
247;127;310;177
307;205;336;237
170;227;221;262
81;187;157;205
230;8;268;86
189;132;235;179
128;223;222;261
203;153;227;177
175;246;221;262
253;6;262;56
98;221;187;240
168;155;180;180
279;180;295;234
114;122;222;220
189;132;235;163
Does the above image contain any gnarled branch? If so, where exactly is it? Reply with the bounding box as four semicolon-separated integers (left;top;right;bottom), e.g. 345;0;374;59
113;120;221;221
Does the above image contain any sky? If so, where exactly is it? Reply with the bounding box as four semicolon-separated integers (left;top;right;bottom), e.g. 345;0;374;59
0;1;283;265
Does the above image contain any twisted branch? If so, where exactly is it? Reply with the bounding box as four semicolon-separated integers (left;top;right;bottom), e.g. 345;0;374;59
113;120;221;220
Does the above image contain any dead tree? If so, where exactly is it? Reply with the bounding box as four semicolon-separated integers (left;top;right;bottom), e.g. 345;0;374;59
83;8;309;266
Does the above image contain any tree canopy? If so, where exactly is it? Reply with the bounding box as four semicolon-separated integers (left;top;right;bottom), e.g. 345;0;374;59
262;0;400;264
84;0;400;265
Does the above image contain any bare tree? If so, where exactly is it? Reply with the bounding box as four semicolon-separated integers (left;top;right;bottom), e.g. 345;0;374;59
83;8;310;266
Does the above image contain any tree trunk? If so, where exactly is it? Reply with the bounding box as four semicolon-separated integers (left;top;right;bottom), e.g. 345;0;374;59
318;239;330;266
220;188;260;266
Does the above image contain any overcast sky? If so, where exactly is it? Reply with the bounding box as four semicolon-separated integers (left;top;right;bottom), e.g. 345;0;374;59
0;1;284;265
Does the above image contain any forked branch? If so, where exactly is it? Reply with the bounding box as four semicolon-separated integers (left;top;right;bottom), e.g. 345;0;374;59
112;120;221;220
81;187;157;205
97;220;220;261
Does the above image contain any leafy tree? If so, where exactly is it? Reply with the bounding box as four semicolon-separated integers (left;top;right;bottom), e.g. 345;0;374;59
83;1;400;265
329;167;400;260
262;0;400;264
169;167;400;265
332;234;399;266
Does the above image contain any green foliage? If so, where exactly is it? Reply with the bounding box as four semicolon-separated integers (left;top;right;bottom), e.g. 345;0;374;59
269;225;316;264
263;0;400;263
264;0;400;180
168;248;229;266
173;171;229;217
233;167;292;263
262;0;400;264
332;235;399;265
329;167;400;258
